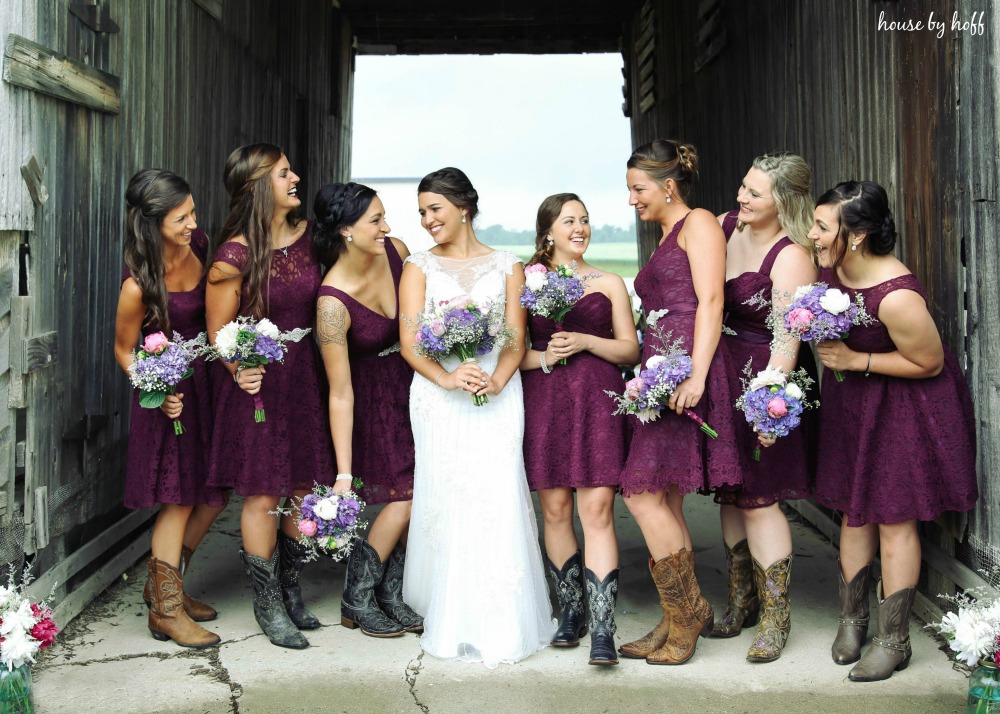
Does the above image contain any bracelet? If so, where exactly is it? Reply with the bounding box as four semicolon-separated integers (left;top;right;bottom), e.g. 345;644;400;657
540;351;552;374
336;473;353;482
233;364;245;384
864;352;872;378
434;368;448;388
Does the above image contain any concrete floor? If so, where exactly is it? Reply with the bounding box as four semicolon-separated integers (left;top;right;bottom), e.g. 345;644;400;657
33;495;969;714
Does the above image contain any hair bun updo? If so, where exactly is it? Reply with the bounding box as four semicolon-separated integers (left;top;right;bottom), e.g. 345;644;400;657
872;213;898;254
626;139;700;201
311;181;377;266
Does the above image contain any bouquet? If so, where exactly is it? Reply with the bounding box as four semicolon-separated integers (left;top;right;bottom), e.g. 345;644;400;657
128;331;208;435
520;262;588;364
411;295;512;406
783;282;873;381
0;564;59;673
605;324;718;438
292;482;367;562
734;362;817;461
209;316;311;422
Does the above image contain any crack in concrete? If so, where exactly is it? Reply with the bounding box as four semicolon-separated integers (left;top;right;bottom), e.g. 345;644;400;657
36;633;260;671
405;651;429;713
205;647;244;713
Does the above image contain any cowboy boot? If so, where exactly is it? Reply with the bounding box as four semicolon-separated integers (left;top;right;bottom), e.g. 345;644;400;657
277;531;321;629
341;538;406;637
647;549;714;665
375;542;424;633
849;581;916;682
146;556;220;648
239;548;309;649
832;561;872;664
143;546;217;622
746;554;793;663
585;568;619;666
547;551;586;647
618;558;670;659
710;539;759;638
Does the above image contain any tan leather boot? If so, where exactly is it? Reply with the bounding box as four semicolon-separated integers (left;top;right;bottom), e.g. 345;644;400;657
147;557;221;648
746;555;792;663
832;561;872;664
849;581;915;682
143;547;217;622
710;539;759;638
618;558;670;659
646;549;714;665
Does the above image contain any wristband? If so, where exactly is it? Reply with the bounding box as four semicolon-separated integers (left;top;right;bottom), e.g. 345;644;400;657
434;368;448;388
336;473;353;482
864;352;872;378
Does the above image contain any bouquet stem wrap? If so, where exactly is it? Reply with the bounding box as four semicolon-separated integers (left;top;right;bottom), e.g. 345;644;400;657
253;393;266;423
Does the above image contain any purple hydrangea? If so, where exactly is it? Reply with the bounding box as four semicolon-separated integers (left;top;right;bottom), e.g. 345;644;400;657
739;385;804;437
131;343;191;389
254;334;283;361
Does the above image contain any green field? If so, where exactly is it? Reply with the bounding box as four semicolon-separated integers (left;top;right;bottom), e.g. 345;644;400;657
492;241;639;278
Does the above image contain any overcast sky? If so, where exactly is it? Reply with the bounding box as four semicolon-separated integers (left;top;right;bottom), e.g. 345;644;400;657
351;54;635;232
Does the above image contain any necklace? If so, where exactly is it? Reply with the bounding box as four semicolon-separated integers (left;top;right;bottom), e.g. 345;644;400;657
278;245;289;258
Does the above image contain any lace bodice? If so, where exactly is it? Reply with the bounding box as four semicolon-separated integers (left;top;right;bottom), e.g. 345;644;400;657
405;250;520;309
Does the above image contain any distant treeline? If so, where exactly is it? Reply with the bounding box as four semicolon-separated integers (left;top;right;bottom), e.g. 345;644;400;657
477;223;636;246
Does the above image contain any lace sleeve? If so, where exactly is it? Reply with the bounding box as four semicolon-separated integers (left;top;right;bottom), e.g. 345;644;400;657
494;250;522;276
214;240;248;270
403;250;436;275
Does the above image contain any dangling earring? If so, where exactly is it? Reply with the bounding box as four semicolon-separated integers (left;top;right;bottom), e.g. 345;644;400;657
461;213;467;224
666;194;672;203
347;234;353;242
850;242;857;251
546;235;554;245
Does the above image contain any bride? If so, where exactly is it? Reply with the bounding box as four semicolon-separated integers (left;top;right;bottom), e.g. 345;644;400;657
399;167;556;667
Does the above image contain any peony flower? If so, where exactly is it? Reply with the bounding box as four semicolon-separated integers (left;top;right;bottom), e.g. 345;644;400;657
525;271;547;292
524;263;548;275
766;397;788;418
313;496;340;521
214;323;239;357
30;616;58;650
786;307;814;330
142;332;170;355
297;519;318;537
645;355;666;370
819;288;851;315
784;383;803;401
748;366;786;392
256;318;280;340
430;319;446;337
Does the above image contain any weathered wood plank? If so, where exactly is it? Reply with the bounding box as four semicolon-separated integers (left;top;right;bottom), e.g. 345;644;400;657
2;33;120;113
23;330;57;372
19;155;47;206
191;0;223;22
7;296;27;408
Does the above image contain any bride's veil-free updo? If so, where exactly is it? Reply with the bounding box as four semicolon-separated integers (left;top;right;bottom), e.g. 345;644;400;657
417;167;480;221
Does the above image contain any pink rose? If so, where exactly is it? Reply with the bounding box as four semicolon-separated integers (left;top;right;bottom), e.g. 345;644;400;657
430;319;446;337
766;397;788;418
524;263;548;275
786;308;814;330
143;331;170;354
625;377;644;400
297;519;318;537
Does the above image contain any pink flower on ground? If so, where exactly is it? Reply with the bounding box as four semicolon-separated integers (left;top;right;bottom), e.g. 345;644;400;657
786;308;814;331
143;331;170;354
297;519;318;537
767;397;788;418
30;617;59;649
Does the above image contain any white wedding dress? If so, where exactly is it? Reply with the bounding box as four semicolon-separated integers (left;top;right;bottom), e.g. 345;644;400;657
402;250;556;668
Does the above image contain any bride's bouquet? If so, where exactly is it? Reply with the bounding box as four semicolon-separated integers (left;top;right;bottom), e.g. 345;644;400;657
208;316;311;422
412;295;511;406
128;331;209;435
292;482;367;562
783;282;873;381
734;362;817;461
520;261;588;364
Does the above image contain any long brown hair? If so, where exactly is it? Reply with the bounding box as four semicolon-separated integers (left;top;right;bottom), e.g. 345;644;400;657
124;169;193;334
528;193;586;270
217;143;299;318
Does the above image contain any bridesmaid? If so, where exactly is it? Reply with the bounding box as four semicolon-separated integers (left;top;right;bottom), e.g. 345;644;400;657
520;193;639;666
618;139;744;665
311;182;421;639
114;169;224;648
205;144;334;649
811;180;977;681
710;152;818;662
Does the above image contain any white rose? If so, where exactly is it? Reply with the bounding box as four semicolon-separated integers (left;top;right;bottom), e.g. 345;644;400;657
215;323;239;358
792;284;815;301
525;272;547;292
313;495;340;521
645;355;667;369
256;318;280;340
749;366;786;392
819;288;851;315
784;383;803;400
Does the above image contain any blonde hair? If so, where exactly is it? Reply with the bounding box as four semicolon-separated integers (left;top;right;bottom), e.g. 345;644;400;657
741;152;813;251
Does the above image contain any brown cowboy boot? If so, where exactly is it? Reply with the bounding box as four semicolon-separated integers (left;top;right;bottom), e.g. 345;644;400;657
746;554;793;663
618;558;670;659
849;581;916;682
832;561;872;664
646;549;714;665
710;539;759;638
143;547;217;622
147;556;220;648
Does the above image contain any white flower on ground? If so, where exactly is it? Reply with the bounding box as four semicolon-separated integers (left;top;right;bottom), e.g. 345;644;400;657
819;288;851;315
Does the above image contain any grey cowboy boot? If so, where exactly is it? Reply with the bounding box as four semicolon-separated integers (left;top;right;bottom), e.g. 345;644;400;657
849;581;916;682
832;561;872;665
277;531;321;629
374;542;424;633
341;538;406;637
239;548;309;649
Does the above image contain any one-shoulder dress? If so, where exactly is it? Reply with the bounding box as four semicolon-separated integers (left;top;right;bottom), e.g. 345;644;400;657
206;223;334;495
522;291;627;490
123;230;224;509
718;210;815;507
619;213;744;496
813;272;977;525
316;239;414;503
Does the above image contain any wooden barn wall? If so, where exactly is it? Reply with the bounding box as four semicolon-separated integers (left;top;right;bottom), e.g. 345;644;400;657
0;0;353;609
625;0;997;573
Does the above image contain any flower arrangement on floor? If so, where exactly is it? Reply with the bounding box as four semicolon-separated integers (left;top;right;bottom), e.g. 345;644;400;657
734;362;817;461
291;481;368;562
605;317;717;437
411;294;511;406
520;261;588;364
782;282;873;381
128;331;208;435
0;564;58;713
209;316;311;422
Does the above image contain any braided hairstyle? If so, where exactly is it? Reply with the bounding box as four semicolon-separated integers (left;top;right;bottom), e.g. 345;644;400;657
312;182;378;266
815;180;897;269
627;139;700;201
417;167;480;221
123;169;193;334
217;143;300;319
527;193;586;270
744;152;814;251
